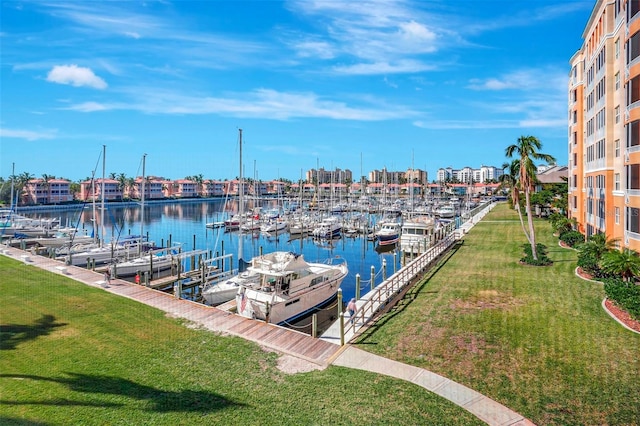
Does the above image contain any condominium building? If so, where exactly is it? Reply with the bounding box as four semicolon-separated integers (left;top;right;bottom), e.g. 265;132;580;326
569;0;640;252
436;165;503;183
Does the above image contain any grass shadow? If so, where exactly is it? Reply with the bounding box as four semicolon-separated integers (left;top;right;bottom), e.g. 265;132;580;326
0;373;243;413
0;315;67;350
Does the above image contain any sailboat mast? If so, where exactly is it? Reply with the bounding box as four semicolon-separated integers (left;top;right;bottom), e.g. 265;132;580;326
9;162;15;212
238;129;244;268
100;145;106;248
139;153;147;255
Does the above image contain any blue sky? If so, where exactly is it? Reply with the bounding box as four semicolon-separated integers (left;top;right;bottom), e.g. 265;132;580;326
1;0;593;183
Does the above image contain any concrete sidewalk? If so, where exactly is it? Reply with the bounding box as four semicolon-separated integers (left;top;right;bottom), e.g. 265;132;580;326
332;346;535;426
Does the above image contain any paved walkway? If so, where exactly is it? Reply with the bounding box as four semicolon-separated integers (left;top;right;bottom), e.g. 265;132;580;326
332;347;534;426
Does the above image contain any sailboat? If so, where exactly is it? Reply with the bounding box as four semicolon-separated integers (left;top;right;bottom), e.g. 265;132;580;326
110;154;179;278
202;129;253;304
62;146;148;266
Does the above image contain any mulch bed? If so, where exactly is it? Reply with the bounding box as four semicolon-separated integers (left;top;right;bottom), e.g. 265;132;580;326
576;268;640;333
604;299;640;333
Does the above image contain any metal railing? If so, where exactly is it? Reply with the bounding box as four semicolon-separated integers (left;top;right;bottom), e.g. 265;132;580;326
341;232;458;340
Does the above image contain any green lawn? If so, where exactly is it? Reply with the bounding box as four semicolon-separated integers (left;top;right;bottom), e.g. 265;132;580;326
356;203;640;425
0;255;482;425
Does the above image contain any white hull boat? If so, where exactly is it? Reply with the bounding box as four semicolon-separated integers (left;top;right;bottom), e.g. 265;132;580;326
235;251;348;325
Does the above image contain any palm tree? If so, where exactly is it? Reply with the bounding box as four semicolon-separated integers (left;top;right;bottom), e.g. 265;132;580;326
498;160;529;239
16;172;34;206
505;136;556;261
117;173;128;200
601;249;640;282
41;173;53;204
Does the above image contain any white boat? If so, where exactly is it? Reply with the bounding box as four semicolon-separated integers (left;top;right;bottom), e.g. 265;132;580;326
434;203;456;219
260;219;288;233
311;216;342;239
375;221;401;246
110;247;179;277
202;268;260;305
399;215;436;255
235;251;348;325
35;231;94;249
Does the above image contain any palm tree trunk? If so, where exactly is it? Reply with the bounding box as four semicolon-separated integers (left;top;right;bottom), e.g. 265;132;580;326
514;202;532;246
524;188;538;260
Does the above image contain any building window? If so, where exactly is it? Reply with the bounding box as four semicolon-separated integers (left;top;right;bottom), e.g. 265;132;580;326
628;120;640;147
629;75;640;104
616;37;620;58
615;139;620;157
615;105;620;123
615;207;620;225
615;173;621;191
615;72;620;90
630;31;640;64
573;111;577;124
627;207;640;234
630;1;640;21
628;164;640;190
574;131;578;145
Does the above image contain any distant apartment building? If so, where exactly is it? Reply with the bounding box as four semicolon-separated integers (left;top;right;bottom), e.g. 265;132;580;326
128;176;165;200
306;168;353;184
569;0;640;252
436;165;503;183
367;168;427;184
23;178;74;205
79;178;122;201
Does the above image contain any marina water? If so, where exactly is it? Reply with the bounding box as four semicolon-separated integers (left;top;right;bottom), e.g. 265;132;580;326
27;199;403;332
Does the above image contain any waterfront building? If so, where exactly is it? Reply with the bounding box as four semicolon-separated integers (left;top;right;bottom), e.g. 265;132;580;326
436;165;503;184
569;0;640;251
129;176;165;200
79;178;122;201
305;167;352;184
203;180;226;197
22;178;74;205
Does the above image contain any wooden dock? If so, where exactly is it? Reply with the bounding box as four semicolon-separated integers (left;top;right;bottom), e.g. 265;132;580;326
1;245;341;366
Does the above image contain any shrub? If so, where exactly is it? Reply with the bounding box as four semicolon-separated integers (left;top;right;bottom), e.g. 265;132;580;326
521;243;553;266
604;279;640;320
559;230;583;248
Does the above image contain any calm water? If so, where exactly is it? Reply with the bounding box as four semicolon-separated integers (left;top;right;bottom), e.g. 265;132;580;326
32;199;403;306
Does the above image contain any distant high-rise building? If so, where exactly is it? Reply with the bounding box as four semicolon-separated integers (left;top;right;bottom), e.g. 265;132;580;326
436;165;503;183
569;0;640;252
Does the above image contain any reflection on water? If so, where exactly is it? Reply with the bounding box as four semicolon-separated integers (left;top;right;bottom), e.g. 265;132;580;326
31;199;403;310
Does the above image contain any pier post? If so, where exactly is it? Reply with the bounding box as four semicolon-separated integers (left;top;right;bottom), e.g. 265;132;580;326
174;280;182;299
382;259;387;280
169;234;172;248
355;274;361;300
370;265;375;290
144;272;149;286
393;252;397;274
112;263;118;278
312;314;317;338
339;312;345;346
191;235;196;270
337;288;343;316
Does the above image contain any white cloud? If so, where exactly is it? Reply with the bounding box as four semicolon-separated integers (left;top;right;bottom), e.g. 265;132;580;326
65;101;110;112
333;60;436;75
0;127;57;141
46;65;108;89
62;87;418;121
